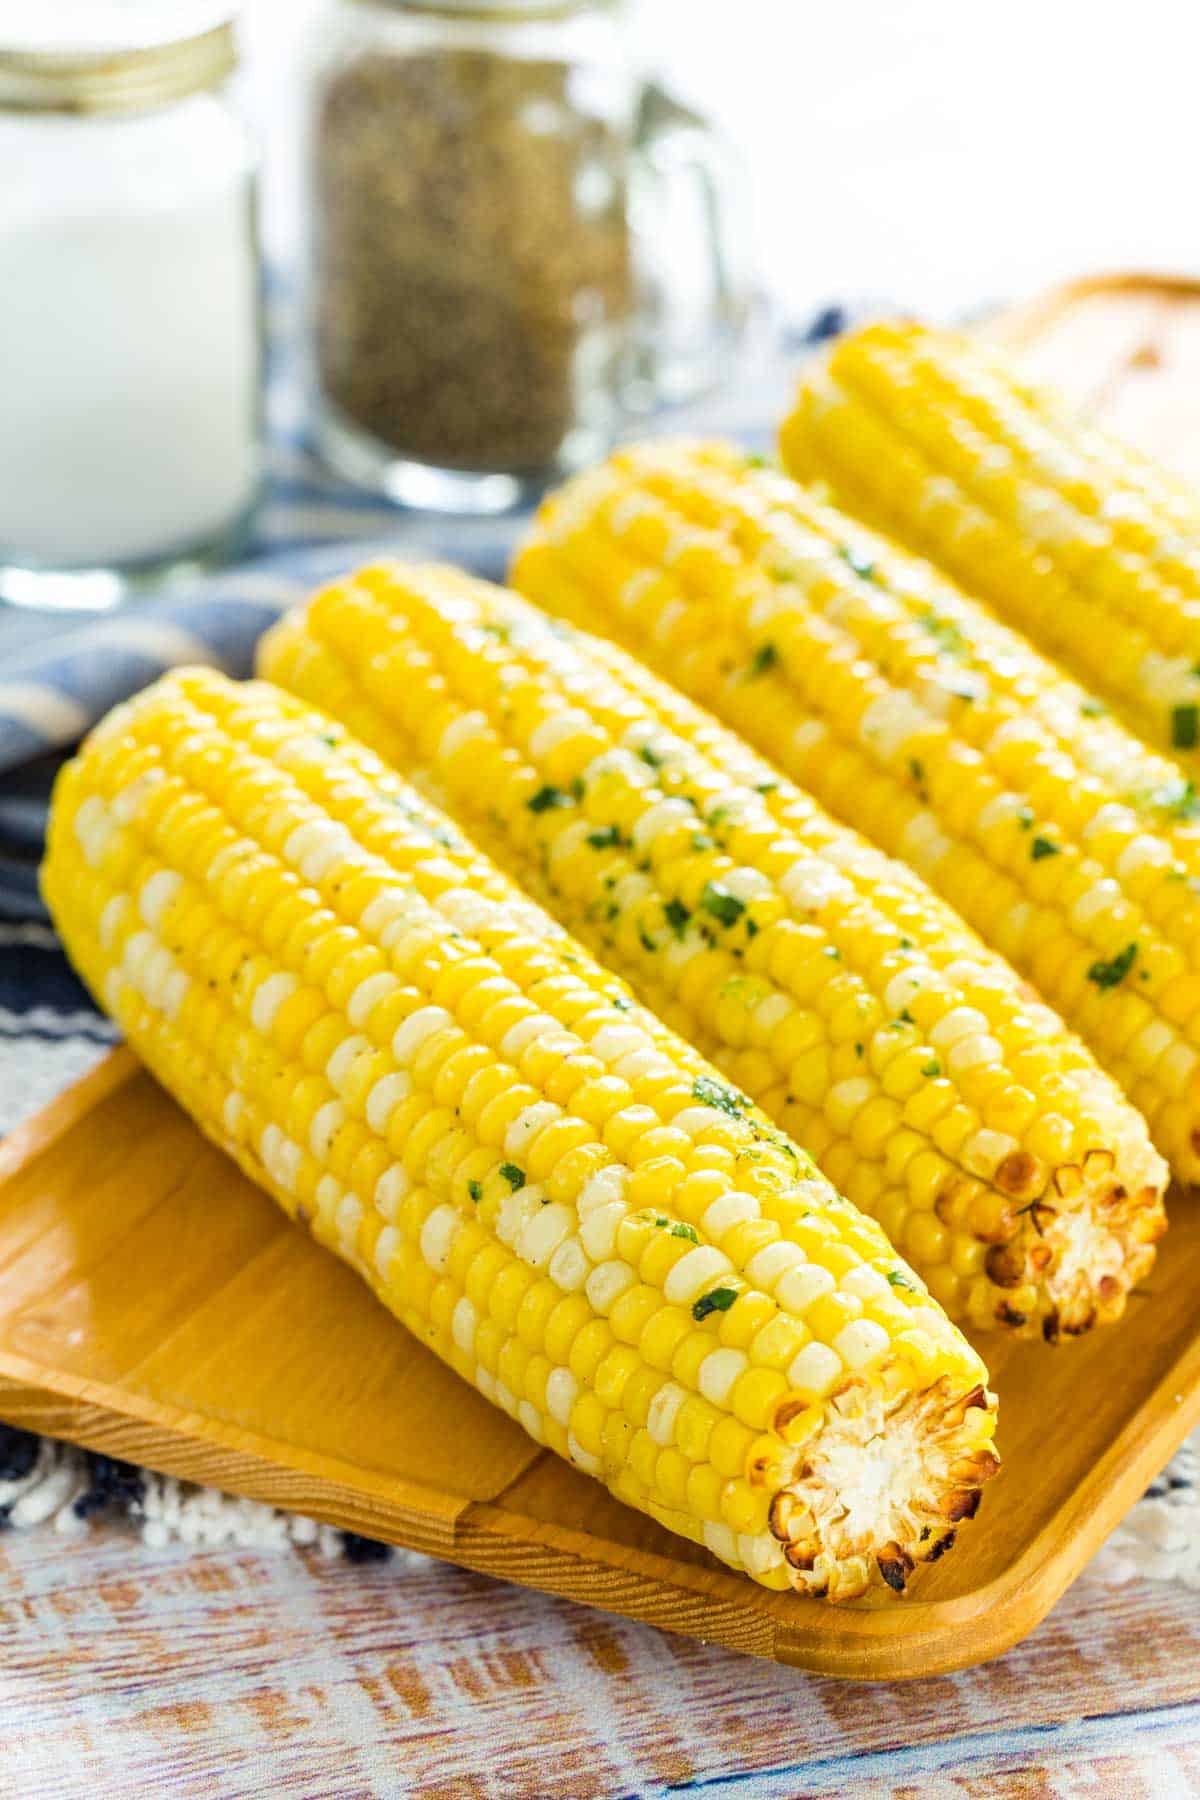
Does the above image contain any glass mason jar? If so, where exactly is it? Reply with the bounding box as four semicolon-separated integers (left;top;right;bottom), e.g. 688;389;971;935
0;3;262;610
306;0;747;513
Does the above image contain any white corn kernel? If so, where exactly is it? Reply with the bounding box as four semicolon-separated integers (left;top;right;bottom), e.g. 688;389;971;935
546;1366;578;1426
373;1225;400;1281
347;972;400;1029
138;869;181;928
98;894;129;950
566;1433;601;1476
703;1521;739;1566
392;1006;455;1064
647;1381;686;1447
787;1341;843;1396
775;1263;836;1316
419;1203;460;1272
663;1245;732;1306
585;1260;636;1314
366;1072;412;1134
840;1266;892;1302
335;1193;363;1254
548;1235;590;1292
578;1166;627;1215
326;1034;371;1094
452;1296;477;1353
698;1348;748;1407
745;1240;805;1291
518;1401;545;1443
251;972;297;1036
519;1201;573;1268
579;1201;625;1261
373;1163;410;1221
700;1191;761;1239
309;1100;346;1158
833;1319;892;1370
505;1101;561;1158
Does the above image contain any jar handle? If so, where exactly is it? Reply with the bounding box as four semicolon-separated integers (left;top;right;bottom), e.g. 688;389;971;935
625;81;752;411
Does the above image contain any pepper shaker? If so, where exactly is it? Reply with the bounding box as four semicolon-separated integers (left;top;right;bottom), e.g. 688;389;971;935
305;0;748;513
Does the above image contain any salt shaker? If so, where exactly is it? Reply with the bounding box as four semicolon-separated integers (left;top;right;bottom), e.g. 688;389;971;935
0;2;262;609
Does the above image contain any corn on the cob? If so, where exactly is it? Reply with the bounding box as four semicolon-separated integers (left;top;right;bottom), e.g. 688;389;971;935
259;564;1165;1339
512;438;1200;1187
43;667;998;1600
780;317;1200;762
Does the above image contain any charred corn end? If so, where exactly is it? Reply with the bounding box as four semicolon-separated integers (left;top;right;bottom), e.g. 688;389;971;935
43;668;998;1601
260;565;1166;1340
510;440;1200;1190
780;317;1200;764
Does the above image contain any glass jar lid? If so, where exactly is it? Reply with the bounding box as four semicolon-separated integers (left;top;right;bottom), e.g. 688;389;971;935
0;2;237;113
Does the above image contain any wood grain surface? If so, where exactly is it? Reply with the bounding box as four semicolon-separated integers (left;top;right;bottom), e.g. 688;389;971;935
2;1521;1200;1798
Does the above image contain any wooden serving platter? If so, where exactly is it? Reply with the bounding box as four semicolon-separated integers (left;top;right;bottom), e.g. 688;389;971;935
5;275;1200;1682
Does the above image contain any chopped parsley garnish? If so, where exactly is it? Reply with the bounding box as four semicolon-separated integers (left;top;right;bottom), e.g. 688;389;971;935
1080;699;1107;718
920;612;966;657
638;745;665;769
587;824;622;849
692;1285;738;1322
1087;943;1138;991
744;451;771;469
837;543;878;583
1017;808;1034;830
1030;836;1060;861
1172;704;1199;749
654;1217;699;1243
823;945;841;960
467;1180;483;1202
527;785;574;813
499;1163;526;1191
748;642;779;678
612;995;631;1010
887;1270;917;1291
908;757;926;788
1150;778;1200;821
854;1042;864;1058
701;882;746;927
320;732;340;748
755;780;777;795
692;1075;746;1117
921;1059;941;1078
638;925;657;953
664;897;691;937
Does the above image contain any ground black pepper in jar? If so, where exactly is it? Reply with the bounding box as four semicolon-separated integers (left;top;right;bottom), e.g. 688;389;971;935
311;7;634;499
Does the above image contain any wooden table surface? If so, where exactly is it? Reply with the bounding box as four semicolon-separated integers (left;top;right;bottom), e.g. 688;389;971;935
0;1519;1198;1799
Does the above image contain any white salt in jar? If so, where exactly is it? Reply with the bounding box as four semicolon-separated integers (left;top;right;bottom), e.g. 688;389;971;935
0;3;262;609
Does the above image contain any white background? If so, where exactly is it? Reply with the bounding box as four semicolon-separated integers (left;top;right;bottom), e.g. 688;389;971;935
241;0;1200;320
